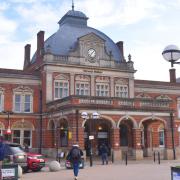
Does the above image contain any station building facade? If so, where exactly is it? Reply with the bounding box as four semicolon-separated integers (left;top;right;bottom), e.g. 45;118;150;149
0;9;180;160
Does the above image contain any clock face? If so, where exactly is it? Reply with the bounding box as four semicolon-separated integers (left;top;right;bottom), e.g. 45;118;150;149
88;49;96;59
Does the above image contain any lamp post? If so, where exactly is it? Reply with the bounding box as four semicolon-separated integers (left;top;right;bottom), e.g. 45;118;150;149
2;111;13;141
170;112;176;160
162;45;180;83
81;111;100;167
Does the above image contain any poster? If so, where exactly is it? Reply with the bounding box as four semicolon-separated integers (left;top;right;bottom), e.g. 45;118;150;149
173;172;180;180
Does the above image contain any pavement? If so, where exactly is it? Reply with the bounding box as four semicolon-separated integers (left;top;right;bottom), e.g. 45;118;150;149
20;158;180;180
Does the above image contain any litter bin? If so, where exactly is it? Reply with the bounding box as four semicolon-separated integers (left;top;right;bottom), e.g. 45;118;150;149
171;167;180;180
1;164;18;180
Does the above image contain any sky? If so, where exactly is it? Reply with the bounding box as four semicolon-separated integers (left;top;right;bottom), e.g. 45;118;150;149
0;0;180;81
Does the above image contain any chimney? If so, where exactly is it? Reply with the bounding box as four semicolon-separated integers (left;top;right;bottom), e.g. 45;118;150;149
116;41;125;61
169;68;176;83
37;31;45;59
23;44;31;69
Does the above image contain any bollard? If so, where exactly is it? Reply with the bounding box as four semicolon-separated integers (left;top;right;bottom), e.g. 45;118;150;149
153;151;156;162
125;152;128;166
158;152;160;164
111;151;114;163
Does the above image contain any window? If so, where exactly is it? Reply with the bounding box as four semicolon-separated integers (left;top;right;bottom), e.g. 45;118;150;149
96;84;109;97
177;98;180;118
0;92;4;112
14;93;32;113
159;129;165;147
12;129;32;147
115;85;128;98
76;82;90;95
60;130;68;147
54;81;69;99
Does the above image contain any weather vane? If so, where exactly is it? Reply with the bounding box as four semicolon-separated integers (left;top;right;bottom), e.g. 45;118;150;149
72;0;74;11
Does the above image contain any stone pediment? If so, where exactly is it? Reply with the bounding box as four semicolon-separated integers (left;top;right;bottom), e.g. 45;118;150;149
78;32;105;44
13;85;33;93
54;74;69;80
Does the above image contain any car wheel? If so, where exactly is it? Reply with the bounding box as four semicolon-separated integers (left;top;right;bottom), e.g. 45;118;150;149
32;168;42;172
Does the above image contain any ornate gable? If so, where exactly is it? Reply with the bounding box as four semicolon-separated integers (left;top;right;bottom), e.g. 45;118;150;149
136;93;152;99
54;74;69;80
13;86;33;93
156;94;171;100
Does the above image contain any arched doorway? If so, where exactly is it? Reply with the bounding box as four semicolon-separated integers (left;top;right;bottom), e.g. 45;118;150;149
119;119;134;156
84;118;112;156
140;118;166;157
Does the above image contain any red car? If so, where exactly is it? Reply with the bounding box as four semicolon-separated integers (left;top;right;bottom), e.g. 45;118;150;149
26;152;46;172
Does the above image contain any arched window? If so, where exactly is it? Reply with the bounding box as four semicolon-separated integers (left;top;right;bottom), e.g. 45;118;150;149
58;119;68;147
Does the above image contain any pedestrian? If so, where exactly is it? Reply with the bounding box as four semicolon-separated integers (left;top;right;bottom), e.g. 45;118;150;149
67;144;83;180
0;135;5;180
99;143;109;165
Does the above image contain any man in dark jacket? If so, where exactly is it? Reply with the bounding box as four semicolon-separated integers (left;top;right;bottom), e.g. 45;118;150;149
0;135;5;180
99;143;109;165
67;144;83;180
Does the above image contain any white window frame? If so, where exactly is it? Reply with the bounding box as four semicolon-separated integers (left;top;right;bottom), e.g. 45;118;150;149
96;83;109;97
13;93;33;113
75;82;90;96
12;129;32;148
0;91;4;112
159;129;165;147
54;80;69;99
115;84;128;98
177;98;180;118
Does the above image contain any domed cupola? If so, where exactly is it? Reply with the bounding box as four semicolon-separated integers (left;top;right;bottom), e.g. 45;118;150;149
43;8;124;63
58;10;88;27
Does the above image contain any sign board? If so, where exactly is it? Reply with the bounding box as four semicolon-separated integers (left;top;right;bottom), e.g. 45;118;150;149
89;135;94;140
171;167;180;180
68;131;72;140
2;164;18;180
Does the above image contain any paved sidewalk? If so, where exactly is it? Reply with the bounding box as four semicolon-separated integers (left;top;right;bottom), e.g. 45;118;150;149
21;160;180;180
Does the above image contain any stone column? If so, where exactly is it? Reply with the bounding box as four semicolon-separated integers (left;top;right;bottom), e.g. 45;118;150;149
91;75;95;96
46;72;53;102
111;128;122;160
129;78;134;98
110;77;114;97
164;128;175;160
70;74;74;95
132;128;143;160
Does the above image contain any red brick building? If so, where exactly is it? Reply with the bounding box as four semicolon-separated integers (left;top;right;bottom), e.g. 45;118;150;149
0;9;180;160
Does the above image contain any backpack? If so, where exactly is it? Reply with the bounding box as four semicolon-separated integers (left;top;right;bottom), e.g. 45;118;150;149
0;143;5;161
71;148;80;160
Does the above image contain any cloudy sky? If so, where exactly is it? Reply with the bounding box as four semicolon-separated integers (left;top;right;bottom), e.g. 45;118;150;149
0;0;180;81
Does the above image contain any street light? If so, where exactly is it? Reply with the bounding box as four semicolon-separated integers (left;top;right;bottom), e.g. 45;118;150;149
162;45;180;67
81;111;100;167
2;111;13;141
170;112;176;160
162;45;180;83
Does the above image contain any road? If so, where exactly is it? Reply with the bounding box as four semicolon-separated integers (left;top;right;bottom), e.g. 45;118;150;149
20;160;180;180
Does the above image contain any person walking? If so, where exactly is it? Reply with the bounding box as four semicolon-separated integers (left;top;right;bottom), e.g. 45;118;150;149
0;135;5;180
67;144;83;180
99;143;109;165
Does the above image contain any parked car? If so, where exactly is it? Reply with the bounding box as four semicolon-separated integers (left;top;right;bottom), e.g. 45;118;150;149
65;156;85;169
3;142;27;171
26;152;46;172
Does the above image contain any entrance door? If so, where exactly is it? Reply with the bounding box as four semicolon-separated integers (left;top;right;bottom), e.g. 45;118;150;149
120;124;128;146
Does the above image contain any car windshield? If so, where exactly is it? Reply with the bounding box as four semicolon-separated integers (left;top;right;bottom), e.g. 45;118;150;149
9;145;25;154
